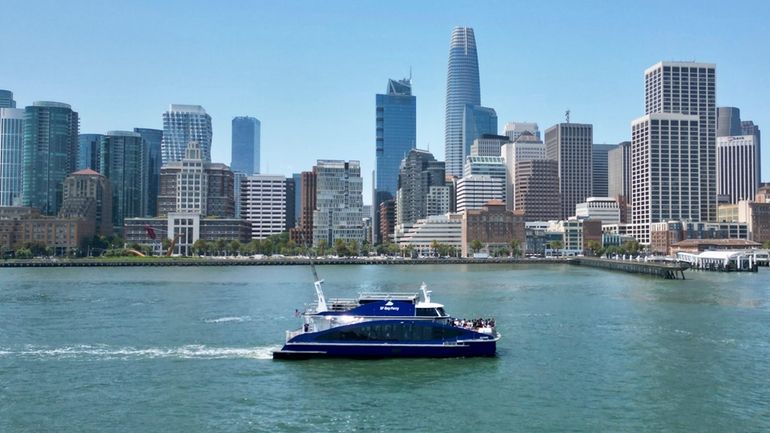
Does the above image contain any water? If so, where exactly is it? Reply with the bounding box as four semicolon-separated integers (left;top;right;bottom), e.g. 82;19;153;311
1;264;769;432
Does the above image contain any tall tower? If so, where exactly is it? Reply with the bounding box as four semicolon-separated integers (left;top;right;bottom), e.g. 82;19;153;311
545;123;593;220
0;90;16;108
22;101;79;215
374;77;416;242
0;108;25;206
312;160;364;247
77;134;103;171
717;107;742;137
643;62;716;222
231;116;260;175
445;27;481;178
134;128;163;217
99;131;144;233
161;104;212;165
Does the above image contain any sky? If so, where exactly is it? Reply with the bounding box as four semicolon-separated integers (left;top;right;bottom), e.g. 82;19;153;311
2;0;769;204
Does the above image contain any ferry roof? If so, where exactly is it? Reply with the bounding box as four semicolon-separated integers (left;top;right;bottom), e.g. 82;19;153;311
358;292;420;303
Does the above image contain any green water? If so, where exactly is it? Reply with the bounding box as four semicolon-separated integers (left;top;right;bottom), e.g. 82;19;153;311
1;264;769;432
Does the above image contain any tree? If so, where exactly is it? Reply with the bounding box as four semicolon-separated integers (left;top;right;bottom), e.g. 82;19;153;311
585;240;603;256
470;239;483;254
228;240;241;256
317;239;328;256
192;239;209;256
549;240;563;257
622;240;641;255
763;241;770;249
509;239;522;257
494;247;510;257
15;247;33;259
214;239;226;256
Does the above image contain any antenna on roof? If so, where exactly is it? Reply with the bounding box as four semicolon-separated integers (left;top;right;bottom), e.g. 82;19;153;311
565;109;571;123
409;66;412;82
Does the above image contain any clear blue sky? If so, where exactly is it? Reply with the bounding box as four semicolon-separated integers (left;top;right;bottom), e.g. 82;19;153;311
3;0;769;203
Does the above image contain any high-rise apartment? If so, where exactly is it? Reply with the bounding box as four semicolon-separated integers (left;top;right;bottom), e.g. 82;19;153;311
643;61;717;222
396;149;448;225
161;104;212;165
77;134;103;171
0;90;15;108
240;174;286;239
717;135;760;203
22;101;79;215
99;131;144;232
231;116;260;175
312;160;364;247
0;108;25;207
445;27;481;178
545;123;593;219
374;78;416;243
134;128;163;217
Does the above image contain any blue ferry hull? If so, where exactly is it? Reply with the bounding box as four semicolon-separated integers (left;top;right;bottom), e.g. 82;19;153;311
274;340;497;359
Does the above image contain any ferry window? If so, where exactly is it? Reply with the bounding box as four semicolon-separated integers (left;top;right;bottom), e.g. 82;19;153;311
417;308;439;317
436;308;446;316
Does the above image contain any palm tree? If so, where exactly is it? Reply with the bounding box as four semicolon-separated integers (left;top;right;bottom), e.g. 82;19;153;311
470;239;483;254
509;239;522;257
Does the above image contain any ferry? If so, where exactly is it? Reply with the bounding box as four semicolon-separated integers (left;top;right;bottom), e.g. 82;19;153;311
273;267;500;359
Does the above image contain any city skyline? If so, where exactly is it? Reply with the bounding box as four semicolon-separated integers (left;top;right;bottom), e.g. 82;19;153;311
2;1;770;204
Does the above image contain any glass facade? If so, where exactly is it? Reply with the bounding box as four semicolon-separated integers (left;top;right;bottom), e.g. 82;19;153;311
161;104;212;165
231;116;260;175
0;90;16;108
462;104;497;161
0;108;25;206
312;160;364;247
100;131;144;232
445;27;481;178
134;128;163;217
77;133;103;171
22;101;79;215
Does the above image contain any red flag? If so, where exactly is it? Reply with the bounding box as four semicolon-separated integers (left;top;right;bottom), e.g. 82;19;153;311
145;225;157;240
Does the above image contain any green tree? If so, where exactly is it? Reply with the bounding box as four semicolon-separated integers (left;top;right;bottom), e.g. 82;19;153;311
192;239;209;256
585;240;602;256
15;247;33;259
214;239;226;256
317;239;327;256
509;239;522;257
228;240;241;256
622;240;641;255
549;240;563;257
386;242;400;256
470;239;483;254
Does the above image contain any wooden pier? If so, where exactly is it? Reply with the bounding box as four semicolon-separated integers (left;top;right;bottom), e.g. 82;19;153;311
570;257;688;280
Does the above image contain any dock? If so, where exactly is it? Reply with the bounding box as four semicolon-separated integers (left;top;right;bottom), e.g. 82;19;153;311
570;257;688;280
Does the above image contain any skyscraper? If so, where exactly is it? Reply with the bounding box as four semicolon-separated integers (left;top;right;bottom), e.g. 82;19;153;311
504;122;540;141
608;141;632;200
59;169;113;237
375;77;416;243
717;135;760;203
717;107;742;137
77;134;103;171
545;123;593;220
99;131;144;232
445;27;481;178
312;160;364;247
742;121;761;182
462;105;497;162
500;131;546;211
0;108;25;206
161;104;212;165
240;174;286;239
0;90;16;108
470;134;509;157
231;116;260;175
591;143;616;197
514;159;560;221
396;149;448;225
22;101;79;215
134;128;163;217
643;61;717;222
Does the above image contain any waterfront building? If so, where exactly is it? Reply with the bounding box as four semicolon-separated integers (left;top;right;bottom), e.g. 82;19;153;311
0;206;93;255
394;213;463;256
717;107;742;137
717;135;760;203
649;220;750;255
285;177;296;230
395;149;447;225
0;108;25;206
157;141;234;218
231;116;260;175
461;200;525;257
161;104;212;165
134;128;163;217
575;197;620;224
470;134;508;157
100;131;144;233
504;122;540;141
124;214;251;256
22;101;79;216
500;131;546;210
312;160;364;247
0;90;15;108
514;159;560;222
77;134;103;171
374;77;416;243
545;123;593;220
445;27;481;178
59;168;113;237
240;174;286;240
455;175;505;214
461;155;506;207
289;170;316;246
592;143;616;197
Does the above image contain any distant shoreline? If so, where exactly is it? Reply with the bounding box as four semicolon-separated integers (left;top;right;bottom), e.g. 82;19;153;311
0;257;558;268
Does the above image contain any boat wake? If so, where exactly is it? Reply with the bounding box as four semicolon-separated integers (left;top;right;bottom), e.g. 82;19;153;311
0;344;280;361
203;315;252;324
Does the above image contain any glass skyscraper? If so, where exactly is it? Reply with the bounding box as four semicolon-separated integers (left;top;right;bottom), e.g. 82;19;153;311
134;128;163;216
0;90;16;108
231;116;260;175
445;27;481;178
161;104;212;165
0;108;25;206
100;131;144;232
462;104;497;160
22;101;79;215
374;78;416;243
77;133;103;171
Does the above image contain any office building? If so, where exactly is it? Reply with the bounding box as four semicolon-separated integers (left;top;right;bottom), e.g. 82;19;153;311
312;160;364;247
445;27;481;178
99;131;144;232
500;131;546;211
134;128;163;217
608;141;631;200
59;168;113;237
0;90;15;108
575;197;620;224
285;176;296;230
455;175;505;213
514;159;560;222
0;108;25;206
240;174;286;239
461;105;497;168
378;199;396;244
461;200;525;257
504;122;540;141
22;101;79;216
289;170;316;246
77;134;103;171
161;104;212;164
592;143;616;197
394;213;463;256
717;107;742;137
395;149;447;225
545;123;593;219
470;134;508;157
717;135;760;203
231;116;260;175
375;77;416;242
742;121;761;182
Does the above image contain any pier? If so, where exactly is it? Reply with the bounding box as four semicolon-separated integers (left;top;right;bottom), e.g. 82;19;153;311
570;257;688;280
